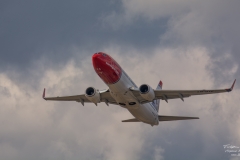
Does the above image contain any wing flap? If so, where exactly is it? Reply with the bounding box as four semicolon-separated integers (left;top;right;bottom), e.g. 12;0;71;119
158;115;199;121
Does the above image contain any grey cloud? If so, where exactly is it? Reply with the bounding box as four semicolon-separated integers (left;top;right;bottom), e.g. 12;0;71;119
0;0;112;69
0;61;144;160
1;0;240;160
0;86;11;97
0;48;239;160
0;0;167;72
112;0;240;84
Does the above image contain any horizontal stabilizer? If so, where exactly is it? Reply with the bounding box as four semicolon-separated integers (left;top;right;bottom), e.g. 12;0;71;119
122;118;140;122
158;115;199;121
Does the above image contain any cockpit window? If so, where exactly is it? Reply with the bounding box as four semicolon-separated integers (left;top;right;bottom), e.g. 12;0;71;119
95;52;107;57
102;53;107;57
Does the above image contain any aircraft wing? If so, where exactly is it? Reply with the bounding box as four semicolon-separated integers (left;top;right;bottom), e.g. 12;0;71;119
42;89;118;105
130;79;236;103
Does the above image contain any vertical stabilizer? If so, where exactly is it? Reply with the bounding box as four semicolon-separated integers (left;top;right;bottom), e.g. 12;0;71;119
152;80;162;112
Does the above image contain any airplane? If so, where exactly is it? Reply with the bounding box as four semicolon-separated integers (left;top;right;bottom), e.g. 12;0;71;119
42;52;236;126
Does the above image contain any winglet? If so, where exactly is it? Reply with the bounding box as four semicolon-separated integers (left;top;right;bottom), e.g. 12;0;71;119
226;79;236;92
42;88;46;99
231;79;236;90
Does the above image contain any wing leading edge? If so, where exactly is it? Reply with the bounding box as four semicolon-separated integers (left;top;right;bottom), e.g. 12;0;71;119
42;80;236;106
130;79;236;103
42;88;118;106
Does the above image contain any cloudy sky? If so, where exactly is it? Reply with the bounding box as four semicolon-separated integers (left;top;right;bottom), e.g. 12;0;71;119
1;0;240;159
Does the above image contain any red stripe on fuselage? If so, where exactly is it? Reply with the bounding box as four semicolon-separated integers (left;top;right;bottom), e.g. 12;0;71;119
92;52;122;84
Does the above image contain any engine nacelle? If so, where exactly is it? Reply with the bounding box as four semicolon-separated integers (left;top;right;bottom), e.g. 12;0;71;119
85;87;100;104
139;84;155;101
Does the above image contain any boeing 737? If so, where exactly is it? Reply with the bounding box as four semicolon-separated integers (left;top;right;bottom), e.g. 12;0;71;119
42;52;236;126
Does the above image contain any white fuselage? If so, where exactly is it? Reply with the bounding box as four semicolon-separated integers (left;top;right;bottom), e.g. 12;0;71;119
92;52;159;125
108;70;159;126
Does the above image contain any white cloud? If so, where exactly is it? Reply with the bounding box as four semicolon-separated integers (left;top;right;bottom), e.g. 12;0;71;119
0;56;145;160
0;45;239;159
154;146;164;160
103;0;240;80
103;45;239;158
2;0;240;159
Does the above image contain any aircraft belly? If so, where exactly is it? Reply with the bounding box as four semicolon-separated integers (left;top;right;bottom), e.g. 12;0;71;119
108;72;137;104
128;103;158;125
107;69;158;125
108;72;132;92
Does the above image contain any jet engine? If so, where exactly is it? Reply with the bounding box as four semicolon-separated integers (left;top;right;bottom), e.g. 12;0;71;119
85;87;100;104
139;84;155;101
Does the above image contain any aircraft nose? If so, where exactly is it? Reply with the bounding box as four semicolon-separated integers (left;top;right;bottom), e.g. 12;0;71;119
92;53;101;63
92;52;104;69
92;52;122;84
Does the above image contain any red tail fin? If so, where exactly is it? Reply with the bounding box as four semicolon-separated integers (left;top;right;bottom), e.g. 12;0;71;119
157;80;163;89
